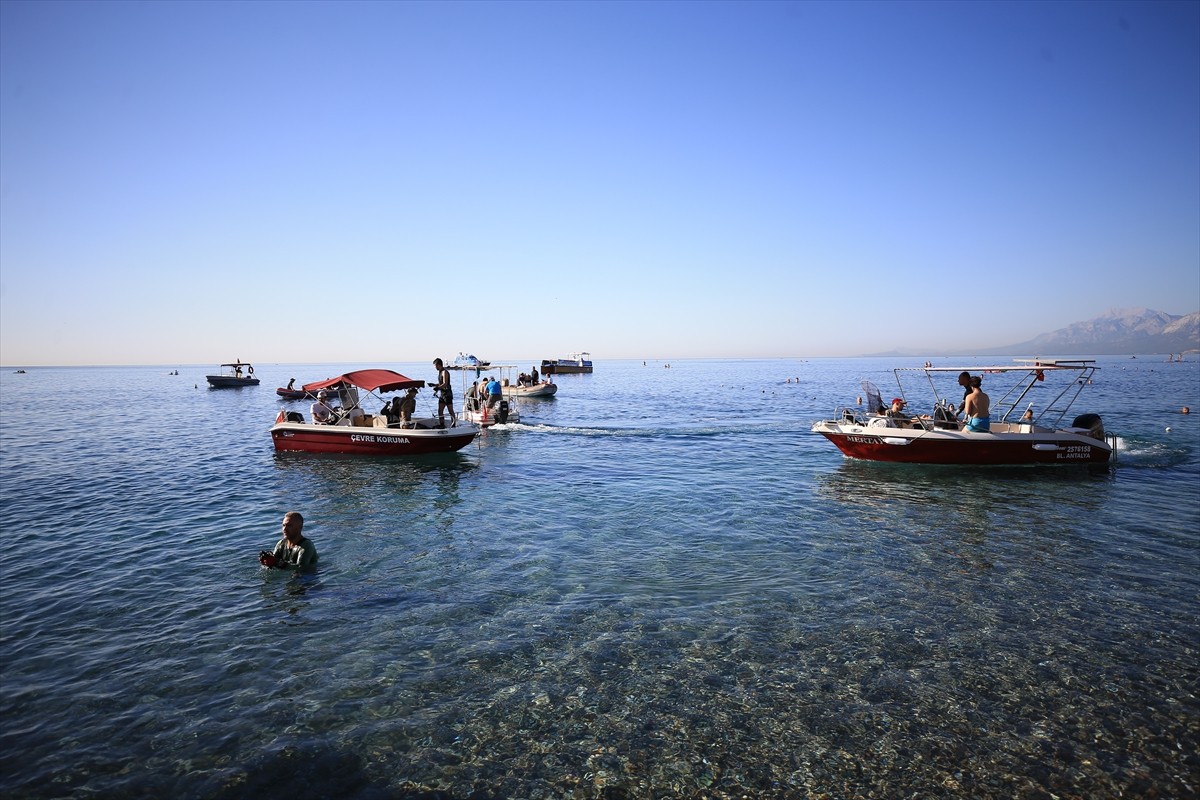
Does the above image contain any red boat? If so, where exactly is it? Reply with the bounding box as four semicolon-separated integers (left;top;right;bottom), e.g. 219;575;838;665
811;360;1116;465
270;369;478;456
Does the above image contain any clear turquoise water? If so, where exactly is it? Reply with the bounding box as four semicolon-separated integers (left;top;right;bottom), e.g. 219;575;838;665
1;357;1197;798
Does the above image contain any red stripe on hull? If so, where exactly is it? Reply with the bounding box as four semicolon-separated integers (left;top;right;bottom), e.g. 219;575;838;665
820;433;1110;465
271;425;475;456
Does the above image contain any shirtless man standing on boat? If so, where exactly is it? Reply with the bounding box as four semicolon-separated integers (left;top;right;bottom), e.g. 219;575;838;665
432;358;457;428
963;376;991;432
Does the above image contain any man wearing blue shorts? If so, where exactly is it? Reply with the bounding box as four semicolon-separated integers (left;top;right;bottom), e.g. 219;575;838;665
962;376;991;432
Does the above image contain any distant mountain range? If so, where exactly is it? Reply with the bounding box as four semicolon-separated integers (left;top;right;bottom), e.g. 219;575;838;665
870;308;1200;357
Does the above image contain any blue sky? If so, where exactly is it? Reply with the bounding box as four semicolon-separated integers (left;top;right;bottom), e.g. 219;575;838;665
1;0;1197;366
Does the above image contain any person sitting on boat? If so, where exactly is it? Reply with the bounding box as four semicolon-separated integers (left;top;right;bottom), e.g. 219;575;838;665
311;391;338;425
963;376;991;432
286;378;296;391
380;397;400;425
885;397;912;426
397;387;417;427
530;366;539;384
259;511;318;570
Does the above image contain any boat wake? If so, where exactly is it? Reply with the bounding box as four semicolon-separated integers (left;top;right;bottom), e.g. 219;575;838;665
500;422;656;437
1111;436;1193;468
510;421;783;439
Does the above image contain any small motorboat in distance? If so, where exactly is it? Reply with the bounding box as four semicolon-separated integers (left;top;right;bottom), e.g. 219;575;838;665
502;379;558;399
206;360;260;388
448;352;491;371
270;369;478;456
276;377;326;401
501;364;557;399
276;386;319;400
540;352;592;374
811;359;1117;465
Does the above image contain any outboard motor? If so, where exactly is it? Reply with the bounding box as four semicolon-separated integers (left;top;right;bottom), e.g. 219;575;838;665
497;400;510;424
1071;413;1105;441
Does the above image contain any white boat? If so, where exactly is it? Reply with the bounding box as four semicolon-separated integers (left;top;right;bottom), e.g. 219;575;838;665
502;380;558;399
459;367;520;427
811;359;1116;465
449;352;491;370
270;369;478;456
502;364;558;398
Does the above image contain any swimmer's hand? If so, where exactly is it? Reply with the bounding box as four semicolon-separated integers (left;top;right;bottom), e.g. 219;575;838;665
259;551;279;568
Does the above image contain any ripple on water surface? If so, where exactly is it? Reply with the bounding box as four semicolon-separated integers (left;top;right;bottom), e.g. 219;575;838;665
0;359;1197;797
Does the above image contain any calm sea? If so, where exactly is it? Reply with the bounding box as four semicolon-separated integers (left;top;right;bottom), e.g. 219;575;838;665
1;357;1197;799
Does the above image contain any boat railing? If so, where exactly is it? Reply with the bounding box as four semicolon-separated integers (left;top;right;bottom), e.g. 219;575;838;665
991;364;1098;426
907;361;1100;429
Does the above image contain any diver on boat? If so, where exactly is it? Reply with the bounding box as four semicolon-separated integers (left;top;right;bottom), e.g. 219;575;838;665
956;371;972;416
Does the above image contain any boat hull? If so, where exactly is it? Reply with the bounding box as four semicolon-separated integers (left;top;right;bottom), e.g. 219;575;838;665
812;422;1112;465
463;404;519;427
207;376;260;388
271;422;476;455
276;388;318;400
502;383;558;398
540;362;591;374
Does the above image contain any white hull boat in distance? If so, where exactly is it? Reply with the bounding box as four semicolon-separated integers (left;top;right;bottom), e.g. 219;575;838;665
811;360;1116;466
206;360;259;387
271;369;478;456
448;352;490;371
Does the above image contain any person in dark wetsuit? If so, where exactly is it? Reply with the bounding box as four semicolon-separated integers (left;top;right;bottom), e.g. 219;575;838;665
956;371;972;416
